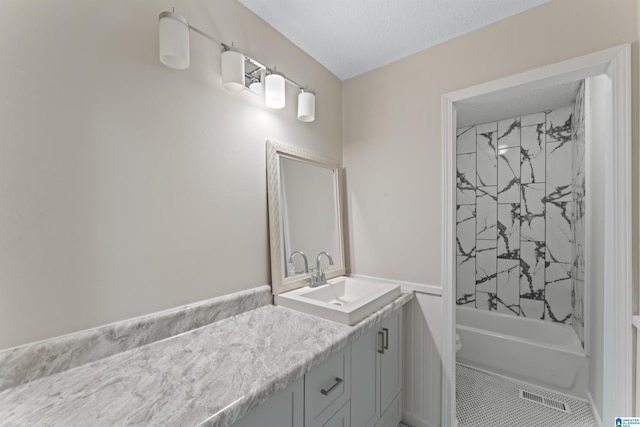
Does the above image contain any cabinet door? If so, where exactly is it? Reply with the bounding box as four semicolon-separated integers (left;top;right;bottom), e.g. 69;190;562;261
350;325;380;427
380;309;402;414
374;391;401;427
231;376;303;427
323;401;351;427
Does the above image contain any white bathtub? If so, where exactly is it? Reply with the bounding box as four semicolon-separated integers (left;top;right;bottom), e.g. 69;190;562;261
456;306;588;398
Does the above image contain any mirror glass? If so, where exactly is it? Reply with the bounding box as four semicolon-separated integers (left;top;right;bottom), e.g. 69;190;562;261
280;156;339;277
267;141;345;295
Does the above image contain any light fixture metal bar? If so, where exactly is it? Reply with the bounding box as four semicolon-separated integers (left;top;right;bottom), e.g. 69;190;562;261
187;23;229;50
185;18;307;91
281;74;305;91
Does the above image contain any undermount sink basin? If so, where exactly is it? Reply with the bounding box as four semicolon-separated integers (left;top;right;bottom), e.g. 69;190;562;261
275;276;401;325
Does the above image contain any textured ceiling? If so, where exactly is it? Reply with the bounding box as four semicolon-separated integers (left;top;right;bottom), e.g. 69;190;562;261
237;0;550;80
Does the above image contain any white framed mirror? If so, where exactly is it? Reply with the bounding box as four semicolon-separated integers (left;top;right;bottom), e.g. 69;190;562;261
266;140;345;295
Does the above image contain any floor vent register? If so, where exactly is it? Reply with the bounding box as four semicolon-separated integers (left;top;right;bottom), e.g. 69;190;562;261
519;389;571;414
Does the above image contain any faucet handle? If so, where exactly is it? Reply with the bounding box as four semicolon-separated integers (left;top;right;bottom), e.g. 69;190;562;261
308;268;327;287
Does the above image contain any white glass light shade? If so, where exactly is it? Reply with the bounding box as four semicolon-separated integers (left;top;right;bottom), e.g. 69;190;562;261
265;73;285;109
159;12;190;70
249;81;262;94
297;91;315;122
221;48;245;92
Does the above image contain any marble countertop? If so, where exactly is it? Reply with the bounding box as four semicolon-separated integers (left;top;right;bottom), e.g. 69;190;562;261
0;292;412;427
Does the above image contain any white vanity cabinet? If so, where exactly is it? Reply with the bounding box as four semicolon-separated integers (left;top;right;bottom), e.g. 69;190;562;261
230;309;403;427
230;347;351;427
351;309;403;427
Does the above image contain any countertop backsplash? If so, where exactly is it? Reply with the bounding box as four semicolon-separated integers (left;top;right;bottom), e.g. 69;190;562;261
0;285;272;392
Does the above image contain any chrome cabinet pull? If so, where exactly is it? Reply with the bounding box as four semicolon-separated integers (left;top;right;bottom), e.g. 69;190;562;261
378;330;385;354
383;327;389;350
321;377;343;396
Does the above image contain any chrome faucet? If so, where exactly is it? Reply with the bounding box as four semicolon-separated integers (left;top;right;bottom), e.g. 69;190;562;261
289;251;309;275
311;252;334;287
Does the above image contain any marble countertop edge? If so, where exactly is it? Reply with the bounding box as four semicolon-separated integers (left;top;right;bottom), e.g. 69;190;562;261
0;291;414;427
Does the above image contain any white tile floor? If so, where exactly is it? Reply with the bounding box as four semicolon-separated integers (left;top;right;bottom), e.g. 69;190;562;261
456;363;597;427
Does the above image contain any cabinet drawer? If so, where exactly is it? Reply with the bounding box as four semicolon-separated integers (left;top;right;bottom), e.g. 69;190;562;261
305;346;352;427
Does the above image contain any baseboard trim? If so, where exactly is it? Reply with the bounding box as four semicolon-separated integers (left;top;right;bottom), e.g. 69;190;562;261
588;391;603;427
402;411;439;427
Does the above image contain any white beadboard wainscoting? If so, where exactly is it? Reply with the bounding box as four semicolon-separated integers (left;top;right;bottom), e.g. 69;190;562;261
403;292;443;427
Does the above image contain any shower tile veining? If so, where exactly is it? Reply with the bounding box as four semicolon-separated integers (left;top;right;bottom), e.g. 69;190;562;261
455;86;587;348
456;364;596;427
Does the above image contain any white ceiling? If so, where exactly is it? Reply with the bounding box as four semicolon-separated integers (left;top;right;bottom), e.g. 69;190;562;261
238;0;550;80
457;80;582;128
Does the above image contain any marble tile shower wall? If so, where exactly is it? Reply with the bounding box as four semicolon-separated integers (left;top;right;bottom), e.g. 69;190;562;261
456;101;585;331
571;81;586;347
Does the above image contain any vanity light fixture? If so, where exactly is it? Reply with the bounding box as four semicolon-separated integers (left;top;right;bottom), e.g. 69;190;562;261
158;11;190;69
265;71;286;109
158;9;316;122
249;80;262;95
297;90;316;122
221;47;245;92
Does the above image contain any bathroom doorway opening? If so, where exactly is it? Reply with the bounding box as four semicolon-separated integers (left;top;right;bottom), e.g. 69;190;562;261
441;44;632;427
